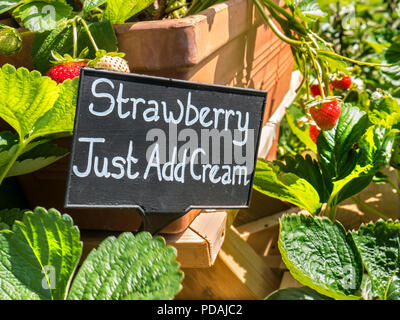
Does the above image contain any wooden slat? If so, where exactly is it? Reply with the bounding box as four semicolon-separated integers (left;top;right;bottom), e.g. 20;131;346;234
176;225;281;299
279;271;302;289
80;210;227;269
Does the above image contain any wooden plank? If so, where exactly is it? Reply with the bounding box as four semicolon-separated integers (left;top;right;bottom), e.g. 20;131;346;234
236;207;303;239
234;207;305;267
189;210;228;266
177;226;281;299
279;271;302;289
80;210;227;269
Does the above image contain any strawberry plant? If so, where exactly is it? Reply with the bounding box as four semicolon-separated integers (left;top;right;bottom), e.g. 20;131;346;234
253;0;400;220
266;214;400;300
252;0;400;300
0;207;183;300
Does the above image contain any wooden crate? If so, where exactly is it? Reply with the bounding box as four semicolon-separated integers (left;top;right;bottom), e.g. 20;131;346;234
81;210;227;268
176;226;281;299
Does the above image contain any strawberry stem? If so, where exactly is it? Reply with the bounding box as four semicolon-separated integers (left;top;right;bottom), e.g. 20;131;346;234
72;19;78;59
253;0;303;47
77;17;99;52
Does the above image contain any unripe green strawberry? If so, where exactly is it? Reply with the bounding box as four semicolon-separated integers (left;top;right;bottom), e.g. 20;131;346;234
309;99;342;131
95;55;130;73
46;61;87;84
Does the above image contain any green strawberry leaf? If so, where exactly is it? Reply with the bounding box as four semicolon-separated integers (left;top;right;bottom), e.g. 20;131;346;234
368;94;400;129
351;220;400;300
361;274;378;300
12;1;73;33
0;64;59;141
253;160;322;214
265;286;332;300
6;143;68;177
0;207;82;300
76;20;117;59
104;0;155;24
68;232;183;300
317;104;370;181
31;25;73;74
296;0;327;21
32;21;117;74
31;77;79;140
0;0;20;14
0;208;26;229
0;131;19;168
332;125;396;205
83;0;106;13
279;214;363;300
0;65;78;142
286;104;317;153
317;51;348;72
276;154;331;203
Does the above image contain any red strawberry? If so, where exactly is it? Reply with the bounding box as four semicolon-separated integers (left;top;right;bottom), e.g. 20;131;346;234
310;83;333;97
332;75;352;90
46;61;87;84
309;99;342;131
309;125;320;143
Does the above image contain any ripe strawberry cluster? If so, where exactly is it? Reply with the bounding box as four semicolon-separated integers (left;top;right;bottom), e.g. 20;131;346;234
46;55;131;84
308;75;352;143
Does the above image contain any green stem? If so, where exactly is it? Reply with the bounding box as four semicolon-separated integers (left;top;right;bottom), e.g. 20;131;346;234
317;50;400;67
0;142;26;185
77;17;99;52
72;19;78;59
329;203;337;221
253;0;303;46
307;45;326;99
351;196;390;220
262;0;308;36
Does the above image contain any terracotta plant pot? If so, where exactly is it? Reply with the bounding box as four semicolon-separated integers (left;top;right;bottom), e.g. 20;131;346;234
1;0;294;233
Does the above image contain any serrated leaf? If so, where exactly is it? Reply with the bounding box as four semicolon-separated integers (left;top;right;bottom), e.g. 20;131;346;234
317;104;370;181
297;0;326;20
68;232;183;300
12;1;73;33
279;214;363;300
83;0;106;13
31;77;78;139
276;154;331;203
0;207;26;228
31;25;73;74
0;207;82;300
253;160;322;214
317;51;348;72
351;220;400;300
104;0;155;24
6;143;68;177
0;64;59;141
332;125;395;205
265;286;332;300
369;95;400;129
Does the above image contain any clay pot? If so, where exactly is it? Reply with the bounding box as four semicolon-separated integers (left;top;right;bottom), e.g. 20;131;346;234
1;0;293;232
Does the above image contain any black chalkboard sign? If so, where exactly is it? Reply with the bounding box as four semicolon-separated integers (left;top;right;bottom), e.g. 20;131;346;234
65;68;267;219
